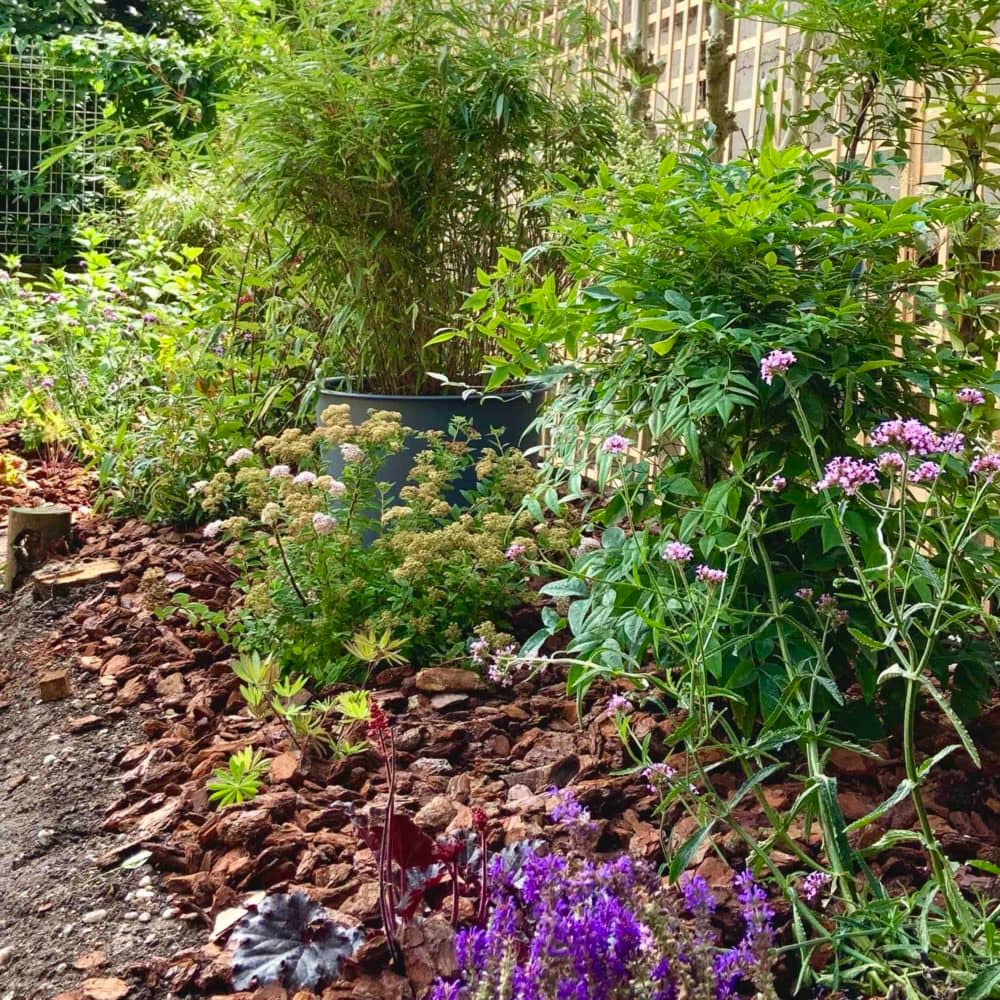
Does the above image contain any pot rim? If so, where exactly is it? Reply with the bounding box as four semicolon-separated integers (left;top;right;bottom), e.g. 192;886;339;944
318;376;545;404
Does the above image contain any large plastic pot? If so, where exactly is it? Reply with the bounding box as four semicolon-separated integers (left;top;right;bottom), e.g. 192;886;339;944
315;377;546;494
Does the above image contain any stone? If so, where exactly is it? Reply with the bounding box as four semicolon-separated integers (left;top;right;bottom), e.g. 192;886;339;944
39;670;72;702
0;947;12;970
67;714;104;734
81;909;107;925
413;795;458;832
429;693;469;712
501;754;579;793
414;667;487;694
155;672;186;698
268;751;301;786
73;948;108;972
80;978;130;1000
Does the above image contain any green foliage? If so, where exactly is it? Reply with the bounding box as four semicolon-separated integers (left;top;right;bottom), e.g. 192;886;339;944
198;412;546;684
207;746;269;808
0;230;319;522
229;651;369;758
225;0;618;393
466;143;990;488
742;0;1000;164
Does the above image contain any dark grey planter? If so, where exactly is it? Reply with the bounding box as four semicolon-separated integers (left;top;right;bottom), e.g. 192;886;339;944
316;377;546;494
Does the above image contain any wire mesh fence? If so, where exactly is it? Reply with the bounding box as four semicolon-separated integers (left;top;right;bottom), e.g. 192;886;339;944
0;46;109;262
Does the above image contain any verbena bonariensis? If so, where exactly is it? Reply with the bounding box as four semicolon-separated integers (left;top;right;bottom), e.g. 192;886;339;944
429;845;776;1000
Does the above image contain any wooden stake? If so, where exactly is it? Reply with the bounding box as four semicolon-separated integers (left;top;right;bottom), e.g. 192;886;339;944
2;504;72;593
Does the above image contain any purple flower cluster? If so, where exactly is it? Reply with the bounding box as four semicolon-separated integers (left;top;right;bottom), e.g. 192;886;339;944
814;456;877;495
546;786;595;833
956;387;985;406
800;870;831;903
602;433;630;455
607;693;632;715
869;419;964;457
431;849;774;1000
969;452;1000;480
662;540;694;563
907;461;942;484
759;349;797;385
695;565;727;585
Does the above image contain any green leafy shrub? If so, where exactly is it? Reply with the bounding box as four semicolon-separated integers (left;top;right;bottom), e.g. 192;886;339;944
0;230;318;522
197;409;546;683
455;142;1000;722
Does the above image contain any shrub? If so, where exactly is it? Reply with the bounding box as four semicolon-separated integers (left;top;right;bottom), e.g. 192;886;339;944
0;230;318;522
198;410;545;683
225;0;618;393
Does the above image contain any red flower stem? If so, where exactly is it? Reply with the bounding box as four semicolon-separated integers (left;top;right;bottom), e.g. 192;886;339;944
476;826;488;925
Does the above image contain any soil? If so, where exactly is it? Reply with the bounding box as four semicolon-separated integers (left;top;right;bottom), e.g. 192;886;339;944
1;432;999;1000
0;586;202;1000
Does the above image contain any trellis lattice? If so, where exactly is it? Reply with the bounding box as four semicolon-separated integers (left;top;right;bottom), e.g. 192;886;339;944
0;47;107;261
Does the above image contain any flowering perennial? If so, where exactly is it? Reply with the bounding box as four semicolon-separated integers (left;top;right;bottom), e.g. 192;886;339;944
602;433;630;455
759;348;796;385
814;456;877;495
430;848;775;1000
869;419;964;457
956;387;985;406
662;540;694;563
695;565;727;585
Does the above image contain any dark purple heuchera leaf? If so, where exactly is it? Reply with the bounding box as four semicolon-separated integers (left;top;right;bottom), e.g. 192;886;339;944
397;863;450;921
353;810;438;870
230;892;364;991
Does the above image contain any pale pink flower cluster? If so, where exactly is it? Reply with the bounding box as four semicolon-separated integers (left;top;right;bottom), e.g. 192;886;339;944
695;565;727;585
662;540;694;563
329;479;346;498
607;694;632;715
505;542;526;561
340;443;363;463
969;453;1000;479
268;464;292;478
226;448;254;467
312;512;336;535
869;419;964;456
814;456;877;495
760;349;797;385
877;451;905;472
293;470;317;486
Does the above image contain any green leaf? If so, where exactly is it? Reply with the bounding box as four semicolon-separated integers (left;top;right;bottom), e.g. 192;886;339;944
668;822;714;881
845;778;915;833
539;577;589;598
848;627;885;651
964;964;1000;1000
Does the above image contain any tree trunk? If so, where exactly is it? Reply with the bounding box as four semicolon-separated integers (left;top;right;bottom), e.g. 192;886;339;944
2;505;72;593
705;3;736;161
